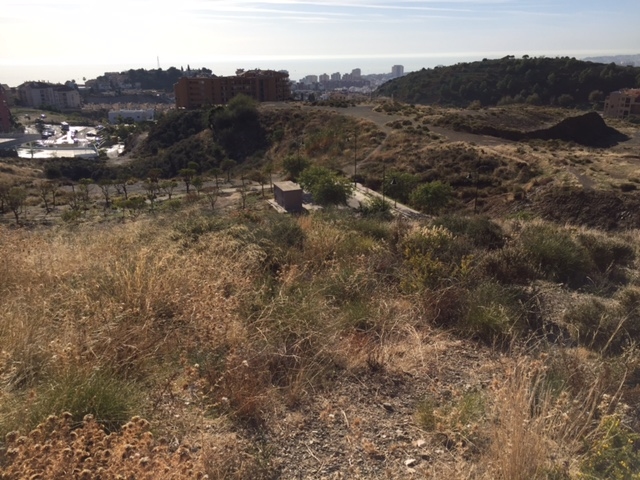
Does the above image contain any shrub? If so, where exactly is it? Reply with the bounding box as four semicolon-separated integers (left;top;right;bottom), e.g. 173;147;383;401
400;225;472;291
582;233;635;270
480;246;538;285
519;223;594;288
460;282;526;343
299;166;353;206
359;196;392;219
409;181;453;214
563;297;627;353
580;415;640;480
2;368;138;436
434;215;505;249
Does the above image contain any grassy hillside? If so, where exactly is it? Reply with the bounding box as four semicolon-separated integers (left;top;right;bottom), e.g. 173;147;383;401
1;194;640;477
2;102;640;477
376;55;640;107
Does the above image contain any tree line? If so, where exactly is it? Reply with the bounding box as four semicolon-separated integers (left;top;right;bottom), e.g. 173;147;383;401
376;56;640;108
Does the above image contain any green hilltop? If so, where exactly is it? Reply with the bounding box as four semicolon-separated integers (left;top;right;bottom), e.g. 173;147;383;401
375;55;640;107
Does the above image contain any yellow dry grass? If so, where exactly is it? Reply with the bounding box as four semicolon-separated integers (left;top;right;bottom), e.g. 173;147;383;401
1;205;639;478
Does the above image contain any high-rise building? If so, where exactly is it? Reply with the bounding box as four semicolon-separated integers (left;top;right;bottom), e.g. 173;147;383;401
319;73;330;83
351;68;361;78
330;72;341;81
303;75;318;85
174;69;291;108
391;65;405;78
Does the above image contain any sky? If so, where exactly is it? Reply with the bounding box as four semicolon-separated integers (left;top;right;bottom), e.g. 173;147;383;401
1;0;638;87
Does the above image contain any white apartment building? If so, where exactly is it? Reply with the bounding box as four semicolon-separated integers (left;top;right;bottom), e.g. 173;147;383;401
603;89;640;119
108;109;155;124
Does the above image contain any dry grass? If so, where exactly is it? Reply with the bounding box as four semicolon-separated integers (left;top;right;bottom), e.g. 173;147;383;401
1;202;640;477
484;348;632;480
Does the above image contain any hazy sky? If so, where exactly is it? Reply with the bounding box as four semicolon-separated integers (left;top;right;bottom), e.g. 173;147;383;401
1;0;638;86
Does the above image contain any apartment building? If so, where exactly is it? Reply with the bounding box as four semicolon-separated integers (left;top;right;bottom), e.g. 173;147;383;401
603;89;640;119
18;82;82;110
174;70;291;109
0;85;12;132
108;109;155;124
391;65;405;78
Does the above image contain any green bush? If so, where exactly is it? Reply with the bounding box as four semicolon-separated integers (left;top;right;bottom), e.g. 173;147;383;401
409;181;453;214
401;225;472;291
2;369;138;436
348;216;393;242
359;196;392;220
578;232;636;273
460;282;526;343
480;246;538;285
299;166;353;206
580;415;640;480
563;297;623;352
519;223;594;288
434;215;505;249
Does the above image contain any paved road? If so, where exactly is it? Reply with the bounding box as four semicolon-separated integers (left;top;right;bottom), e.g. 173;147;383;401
349;183;423;219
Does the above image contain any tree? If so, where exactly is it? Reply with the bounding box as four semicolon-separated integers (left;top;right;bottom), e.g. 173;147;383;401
179;168;197;194
5;187;27;224
237;176;249;210
98;179;113;211
192;176;204;196
384;172;419;204
589;90;604;104
208;167;222;187
0;182;10;213
204;185;219;211
409;181;453;214
299;166;353;206
220;159;236;182
78;178;94;212
263;162;274;192
36;180;56;214
282;154;310;181
143;179;159;211
114;177;137;200
159;180;178;199
207;95;266;161
248;170;267;197
558;94;574;107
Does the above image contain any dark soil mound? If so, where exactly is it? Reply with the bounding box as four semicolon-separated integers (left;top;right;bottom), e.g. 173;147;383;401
522;112;628;147
451;112;628;147
531;186;640;230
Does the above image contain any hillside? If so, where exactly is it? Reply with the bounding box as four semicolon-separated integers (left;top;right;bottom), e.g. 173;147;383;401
375;55;640;107
2;102;640;478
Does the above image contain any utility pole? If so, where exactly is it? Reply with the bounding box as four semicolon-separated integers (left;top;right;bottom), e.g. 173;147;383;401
382;162;386;204
353;128;358;188
297;136;303;179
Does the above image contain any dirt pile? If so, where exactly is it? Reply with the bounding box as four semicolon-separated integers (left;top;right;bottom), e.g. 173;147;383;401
451;112;628;147
522;112;628;147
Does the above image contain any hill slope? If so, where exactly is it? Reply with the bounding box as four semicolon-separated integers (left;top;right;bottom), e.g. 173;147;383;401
376;56;640;107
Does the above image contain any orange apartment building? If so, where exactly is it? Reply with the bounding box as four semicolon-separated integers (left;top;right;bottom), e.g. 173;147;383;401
174;70;291;109
603;89;640;119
